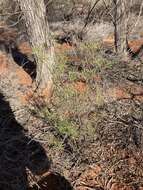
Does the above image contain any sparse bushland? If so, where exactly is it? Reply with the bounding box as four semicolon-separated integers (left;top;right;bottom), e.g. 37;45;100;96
30;41;117;149
0;0;143;189
28;36;143;188
30;54;143;189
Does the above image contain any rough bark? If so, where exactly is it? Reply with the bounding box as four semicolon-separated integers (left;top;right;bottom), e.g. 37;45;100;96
113;0;128;56
17;0;55;98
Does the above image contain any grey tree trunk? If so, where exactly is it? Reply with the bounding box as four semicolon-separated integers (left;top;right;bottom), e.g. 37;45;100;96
0;0;55;130
113;0;128;57
17;0;55;98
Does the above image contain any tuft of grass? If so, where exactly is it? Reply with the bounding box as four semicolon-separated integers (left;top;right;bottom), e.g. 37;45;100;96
75;42;116;76
33;41;117;150
68;71;79;82
54;41;116;85
54;50;69;83
77;42;101;55
38;105;79;140
56;118;78;139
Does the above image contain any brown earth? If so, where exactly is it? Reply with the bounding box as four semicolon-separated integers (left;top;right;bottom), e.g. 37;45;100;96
103;35;143;58
0;25;143;190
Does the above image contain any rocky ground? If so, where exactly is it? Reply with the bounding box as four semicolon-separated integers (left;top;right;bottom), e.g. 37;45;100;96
0;21;143;190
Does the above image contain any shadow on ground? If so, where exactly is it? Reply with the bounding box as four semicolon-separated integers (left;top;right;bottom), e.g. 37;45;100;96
11;47;36;79
0;92;73;190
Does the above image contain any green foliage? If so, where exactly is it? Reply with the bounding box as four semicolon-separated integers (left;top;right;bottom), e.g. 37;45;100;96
77;42;115;72
54;41;116;84
34;41;117;150
78;42;101;55
56;119;78;139
54;51;68;82
38;105;78;140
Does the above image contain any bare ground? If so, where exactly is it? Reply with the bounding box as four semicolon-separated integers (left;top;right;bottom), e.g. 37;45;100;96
0;22;143;190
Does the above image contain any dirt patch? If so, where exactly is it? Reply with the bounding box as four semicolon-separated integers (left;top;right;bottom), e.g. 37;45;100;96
0;22;143;190
29;46;143;189
103;35;143;60
73;81;87;93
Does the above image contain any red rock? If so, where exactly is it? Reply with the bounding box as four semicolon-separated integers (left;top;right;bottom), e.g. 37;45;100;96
103;35;143;54
15;67;32;86
128;39;143;53
0;51;33;105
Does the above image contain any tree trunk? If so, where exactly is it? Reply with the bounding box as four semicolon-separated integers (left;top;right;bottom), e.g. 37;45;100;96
113;0;128;57
17;0;55;99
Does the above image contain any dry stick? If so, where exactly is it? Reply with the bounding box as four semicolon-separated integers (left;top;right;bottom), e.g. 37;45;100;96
80;0;101;34
102;0;115;25
130;0;143;34
105;0;129;54
102;0;118;52
8;15;23;27
45;0;53;8
98;0;111;22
